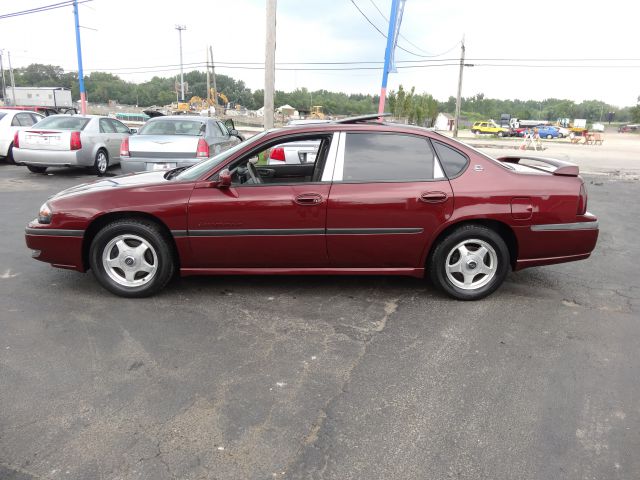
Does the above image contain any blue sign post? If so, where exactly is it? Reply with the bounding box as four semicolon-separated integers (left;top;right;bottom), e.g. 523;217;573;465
73;0;87;115
378;0;406;115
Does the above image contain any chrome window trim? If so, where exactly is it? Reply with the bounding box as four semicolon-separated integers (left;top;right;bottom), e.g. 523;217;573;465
531;221;599;231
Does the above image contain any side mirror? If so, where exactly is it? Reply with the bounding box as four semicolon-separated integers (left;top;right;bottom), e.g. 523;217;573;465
218;169;232;188
129;128;137;134
224;119;236;130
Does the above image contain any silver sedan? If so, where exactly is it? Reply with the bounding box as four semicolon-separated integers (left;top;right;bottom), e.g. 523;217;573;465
119;116;243;174
13;114;132;175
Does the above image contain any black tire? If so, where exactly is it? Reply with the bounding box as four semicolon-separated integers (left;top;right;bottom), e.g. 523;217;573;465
27;165;47;173
471;129;478;134
92;149;109;176
558;133;564;138
546;134;553;139
6;143;15;164
89;219;175;298
428;224;510;300
497;131;505;137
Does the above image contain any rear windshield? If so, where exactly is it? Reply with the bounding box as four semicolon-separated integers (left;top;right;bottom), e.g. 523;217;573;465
33;116;90;130
138;119;206;136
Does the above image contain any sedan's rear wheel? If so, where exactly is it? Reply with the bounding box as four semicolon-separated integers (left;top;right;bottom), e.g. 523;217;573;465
27;165;47;173
428;224;510;300
93;149;109;176
89;219;174;297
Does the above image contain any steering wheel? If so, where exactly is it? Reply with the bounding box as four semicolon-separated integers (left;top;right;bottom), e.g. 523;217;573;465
246;161;262;184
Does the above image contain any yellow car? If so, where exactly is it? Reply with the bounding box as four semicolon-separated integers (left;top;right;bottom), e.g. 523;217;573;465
471;121;511;137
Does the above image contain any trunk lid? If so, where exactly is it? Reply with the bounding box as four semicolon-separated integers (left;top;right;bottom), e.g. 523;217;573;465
128;135;200;159
20;129;73;151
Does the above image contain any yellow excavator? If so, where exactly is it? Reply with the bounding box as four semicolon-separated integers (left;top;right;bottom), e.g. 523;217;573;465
310;105;325;119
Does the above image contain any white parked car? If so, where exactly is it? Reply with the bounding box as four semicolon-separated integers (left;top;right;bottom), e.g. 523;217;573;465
266;140;321;165
0;109;45;164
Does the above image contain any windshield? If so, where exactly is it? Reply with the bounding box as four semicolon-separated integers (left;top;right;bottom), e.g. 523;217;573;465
175;131;269;181
138;119;206;136
32;115;90;130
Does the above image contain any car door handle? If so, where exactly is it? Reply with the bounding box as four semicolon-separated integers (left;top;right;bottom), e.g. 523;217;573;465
294;193;323;205
420;191;448;203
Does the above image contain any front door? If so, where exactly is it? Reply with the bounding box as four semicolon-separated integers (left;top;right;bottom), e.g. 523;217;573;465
326;132;454;268
185;133;336;269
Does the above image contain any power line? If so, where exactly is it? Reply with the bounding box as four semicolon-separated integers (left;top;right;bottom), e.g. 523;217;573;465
0;0;94;20
367;0;460;57
348;0;458;59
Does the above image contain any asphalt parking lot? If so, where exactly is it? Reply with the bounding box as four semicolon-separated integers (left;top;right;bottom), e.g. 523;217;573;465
1;162;639;480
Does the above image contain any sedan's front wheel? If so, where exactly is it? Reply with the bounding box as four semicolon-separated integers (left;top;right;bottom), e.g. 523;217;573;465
89;219;175;297
428;224;510;300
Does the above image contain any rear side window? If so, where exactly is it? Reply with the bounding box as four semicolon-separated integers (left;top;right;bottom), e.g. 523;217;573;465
99;118;116;133
0;113;6;121
33;116;90;130
341;133;434;182
432;140;469;178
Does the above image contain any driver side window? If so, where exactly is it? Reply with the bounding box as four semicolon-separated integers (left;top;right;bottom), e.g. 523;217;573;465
227;136;330;186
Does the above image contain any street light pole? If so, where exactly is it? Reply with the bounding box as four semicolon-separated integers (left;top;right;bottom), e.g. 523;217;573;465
175;25;187;102
0;51;6;106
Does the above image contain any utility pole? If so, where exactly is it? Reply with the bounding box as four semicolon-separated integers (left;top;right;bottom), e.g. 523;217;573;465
210;45;217;107
0;51;6;106
8;51;16;106
175;25;187;102
264;0;277;129
453;37;465;138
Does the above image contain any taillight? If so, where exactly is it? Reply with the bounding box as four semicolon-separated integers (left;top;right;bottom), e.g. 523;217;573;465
196;138;209;158
269;147;285;161
120;137;130;157
577;183;588;215
70;131;82;150
13;131;19;149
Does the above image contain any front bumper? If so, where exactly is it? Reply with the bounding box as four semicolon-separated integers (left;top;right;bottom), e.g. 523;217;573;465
13;148;91;167
0;138;10;157
120;157;200;174
25;222;85;271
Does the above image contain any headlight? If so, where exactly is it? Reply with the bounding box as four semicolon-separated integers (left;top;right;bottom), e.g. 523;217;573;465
38;202;52;224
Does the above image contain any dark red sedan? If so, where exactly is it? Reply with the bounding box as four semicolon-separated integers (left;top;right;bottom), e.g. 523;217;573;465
25;114;598;300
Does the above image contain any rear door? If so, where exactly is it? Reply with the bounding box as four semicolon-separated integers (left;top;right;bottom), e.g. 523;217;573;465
326;131;454;268
108;118;131;162
98;118;119;159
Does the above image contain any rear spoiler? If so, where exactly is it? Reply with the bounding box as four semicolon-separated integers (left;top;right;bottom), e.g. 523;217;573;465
496;155;579;176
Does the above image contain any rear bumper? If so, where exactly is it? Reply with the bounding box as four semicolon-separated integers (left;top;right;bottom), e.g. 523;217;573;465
514;213;599;270
121;157;200;174
13;148;90;167
25;223;85;272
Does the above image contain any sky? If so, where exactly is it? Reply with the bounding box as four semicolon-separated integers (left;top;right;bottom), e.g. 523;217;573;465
1;0;638;107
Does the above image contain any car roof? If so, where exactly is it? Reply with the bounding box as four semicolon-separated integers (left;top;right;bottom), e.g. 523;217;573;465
0;108;39;115
147;115;216;122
